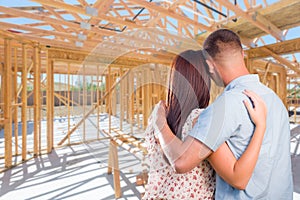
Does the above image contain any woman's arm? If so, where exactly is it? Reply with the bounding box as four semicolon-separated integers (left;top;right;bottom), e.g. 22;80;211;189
207;90;267;190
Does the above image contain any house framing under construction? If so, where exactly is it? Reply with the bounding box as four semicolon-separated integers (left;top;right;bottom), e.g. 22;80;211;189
0;0;299;198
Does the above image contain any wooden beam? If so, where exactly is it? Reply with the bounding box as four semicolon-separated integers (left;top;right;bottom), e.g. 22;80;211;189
47;48;172;68
246;38;300;59
146;0;188;26
260;47;300;75
128;0;213;31
41;5;67;33
86;0;115;38
0;6;76;32
0;21;78;43
77;0;89;7
0;6;112;37
5;29;178;61
31;0;140;28
215;0;283;41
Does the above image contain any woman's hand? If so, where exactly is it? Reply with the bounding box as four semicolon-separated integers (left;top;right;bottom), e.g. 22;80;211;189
243;90;267;129
152;100;167;138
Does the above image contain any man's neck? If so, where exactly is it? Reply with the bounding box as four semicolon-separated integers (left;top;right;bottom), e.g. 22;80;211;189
223;68;249;87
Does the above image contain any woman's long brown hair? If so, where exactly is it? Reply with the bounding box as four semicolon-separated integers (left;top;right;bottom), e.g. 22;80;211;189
166;50;211;139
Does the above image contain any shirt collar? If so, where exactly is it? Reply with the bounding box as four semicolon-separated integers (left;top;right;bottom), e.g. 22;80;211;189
224;74;260;91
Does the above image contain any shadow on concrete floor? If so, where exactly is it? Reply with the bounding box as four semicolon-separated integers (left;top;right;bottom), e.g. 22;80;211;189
0;142;144;200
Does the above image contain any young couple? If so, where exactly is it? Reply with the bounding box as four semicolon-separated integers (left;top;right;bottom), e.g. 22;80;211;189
143;29;293;199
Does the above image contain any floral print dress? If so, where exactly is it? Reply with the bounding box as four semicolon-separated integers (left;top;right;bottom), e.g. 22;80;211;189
143;108;216;200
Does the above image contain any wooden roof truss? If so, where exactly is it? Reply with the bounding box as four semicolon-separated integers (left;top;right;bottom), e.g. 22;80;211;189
0;0;299;75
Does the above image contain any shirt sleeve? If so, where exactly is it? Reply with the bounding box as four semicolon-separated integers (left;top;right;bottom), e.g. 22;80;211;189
189;93;240;152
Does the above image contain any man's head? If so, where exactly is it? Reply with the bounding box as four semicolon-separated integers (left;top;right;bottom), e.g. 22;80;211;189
203;29;248;86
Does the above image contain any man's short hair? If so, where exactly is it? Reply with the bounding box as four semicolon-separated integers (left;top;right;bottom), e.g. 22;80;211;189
203;29;242;60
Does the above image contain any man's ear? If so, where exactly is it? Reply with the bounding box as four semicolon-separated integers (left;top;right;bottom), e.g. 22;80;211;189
206;59;215;74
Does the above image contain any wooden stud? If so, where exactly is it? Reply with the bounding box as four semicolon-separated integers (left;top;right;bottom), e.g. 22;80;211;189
96;65;100;139
108;66;112;134
142;69;150;129
4;38;12;168
135;71;140;129
78;74;81;114
33;44;41;156
119;67;124;131
129;70;134;134
83;64;86;141
58;70;130;145
125;71;129;123
46;54;53;153
13;47;19;156
67;63;71;144
21;44;28;160
71;73;74;116
51;61;54;149
0;62;3;116
90;74;94;119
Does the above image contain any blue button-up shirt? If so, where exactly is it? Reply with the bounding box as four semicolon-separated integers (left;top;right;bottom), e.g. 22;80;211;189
189;74;293;199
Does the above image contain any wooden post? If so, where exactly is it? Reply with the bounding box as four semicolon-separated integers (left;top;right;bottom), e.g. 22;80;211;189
111;72;117;116
4;38;12;167
21;44;28;160
46;57;54;153
136;71;140;129
83;64;86;141
119;67;124;131
0;62;3;113
78;74;81;111
125;71;129;123
129;71;134;134
97;65;100;139
33;44;41;156
71;73;74;116
67;63;71;144
13;47;19;155
90;74;93;115
107;139;121;198
51;61;54;148
279;68;287;108
108;66;111;134
142;68;150;129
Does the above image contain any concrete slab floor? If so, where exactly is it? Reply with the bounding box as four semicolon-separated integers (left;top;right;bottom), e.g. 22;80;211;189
0;141;145;200
0;117;299;199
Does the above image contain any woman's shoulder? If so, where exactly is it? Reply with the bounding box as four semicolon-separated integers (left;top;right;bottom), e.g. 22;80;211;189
188;108;204;120
182;108;204;139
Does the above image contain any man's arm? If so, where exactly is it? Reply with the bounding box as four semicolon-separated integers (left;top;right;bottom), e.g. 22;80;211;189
154;101;212;173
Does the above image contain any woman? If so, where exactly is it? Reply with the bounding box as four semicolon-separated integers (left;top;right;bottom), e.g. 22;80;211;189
142;50;266;199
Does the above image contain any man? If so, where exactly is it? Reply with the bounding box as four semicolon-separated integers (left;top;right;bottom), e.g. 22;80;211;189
154;29;293;199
